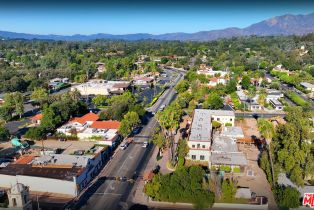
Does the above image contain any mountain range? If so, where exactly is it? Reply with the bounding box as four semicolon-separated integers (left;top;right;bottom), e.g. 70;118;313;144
0;13;314;41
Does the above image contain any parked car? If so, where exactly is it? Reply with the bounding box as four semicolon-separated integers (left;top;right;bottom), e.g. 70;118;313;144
120;143;128;150
142;141;149;148
132;126;142;135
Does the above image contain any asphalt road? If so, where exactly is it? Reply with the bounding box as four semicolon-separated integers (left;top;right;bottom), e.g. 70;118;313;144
74;69;184;210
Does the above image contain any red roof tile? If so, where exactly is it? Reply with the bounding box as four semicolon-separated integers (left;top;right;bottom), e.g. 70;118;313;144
90;121;120;129
31;114;43;121
14;156;34;164
71;112;99;124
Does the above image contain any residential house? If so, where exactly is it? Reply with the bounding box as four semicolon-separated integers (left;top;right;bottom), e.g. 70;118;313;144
208;77;227;87
133;76;154;86
300;82;314;92
266;89;284;102
57;113;121;146
95;62;105;73
30;113;43;125
269;99;284;110
236;90;248;102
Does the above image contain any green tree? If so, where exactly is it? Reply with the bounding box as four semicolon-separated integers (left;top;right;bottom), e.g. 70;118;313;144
241;75;251;90
119;111;140;137
0;127;10;141
4;92;24;118
151;131;166;149
257;119;275;185
175;80;189;93
40;105;62;132
203;93;223;110
225;79;237;94
221;179;237;202
92;95;107;107
24;127;45;141
31;87;48;107
274;186;300;209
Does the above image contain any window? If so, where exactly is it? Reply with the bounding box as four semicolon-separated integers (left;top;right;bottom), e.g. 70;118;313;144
202;145;205;149
192;145;195;148
200;155;205;160
197;144;200;148
217;118;220;121
230;118;232;121
191;155;196;160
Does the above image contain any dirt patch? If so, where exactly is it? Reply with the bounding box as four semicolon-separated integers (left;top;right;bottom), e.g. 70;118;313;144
236;118;260;139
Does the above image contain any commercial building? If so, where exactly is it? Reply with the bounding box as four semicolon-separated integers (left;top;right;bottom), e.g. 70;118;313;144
71;80;130;96
186;109;244;169
0;147;109;197
186;109;212;163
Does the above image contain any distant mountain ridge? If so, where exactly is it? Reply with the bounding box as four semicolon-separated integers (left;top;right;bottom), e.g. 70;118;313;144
0;13;313;41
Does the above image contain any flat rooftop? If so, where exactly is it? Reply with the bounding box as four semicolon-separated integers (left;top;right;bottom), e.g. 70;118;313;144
0;164;82;181
31;154;94;168
301;82;314;88
221;126;244;138
209;110;235;117
269;98;283;106
211;152;248;166
189;109;212;142
212;135;238;153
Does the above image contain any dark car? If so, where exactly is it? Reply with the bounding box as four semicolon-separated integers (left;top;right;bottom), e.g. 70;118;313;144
132;126;142;135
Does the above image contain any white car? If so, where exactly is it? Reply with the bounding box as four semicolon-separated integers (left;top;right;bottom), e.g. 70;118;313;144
142;141;149;148
120;143;127;150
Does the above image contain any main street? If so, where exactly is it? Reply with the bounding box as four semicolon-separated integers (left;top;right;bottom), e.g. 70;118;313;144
73;69;184;210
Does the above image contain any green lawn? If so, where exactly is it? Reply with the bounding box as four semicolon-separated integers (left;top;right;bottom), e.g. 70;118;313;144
285;91;309;106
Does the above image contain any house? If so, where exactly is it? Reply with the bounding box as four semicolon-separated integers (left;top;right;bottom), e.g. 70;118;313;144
236;90;248;102
208;77;227;87
300;82;314;92
248;99;262;111
197;69;228;77
269;99;284;110
0;149;109;197
266;89;284;102
71;80;130;96
133;76;154;86
95;62;105;73
30;113;43;125
57;113;121;146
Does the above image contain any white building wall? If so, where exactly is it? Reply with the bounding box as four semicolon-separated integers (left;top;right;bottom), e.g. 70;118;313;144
211;115;235;126
186;141;211;164
0;174;78;197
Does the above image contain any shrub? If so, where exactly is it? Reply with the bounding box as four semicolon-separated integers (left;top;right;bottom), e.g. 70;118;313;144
274;185;300;209
233;167;241;173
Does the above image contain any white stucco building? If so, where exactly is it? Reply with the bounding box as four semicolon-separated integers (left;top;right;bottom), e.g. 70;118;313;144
0;148;109;197
71;80;130;96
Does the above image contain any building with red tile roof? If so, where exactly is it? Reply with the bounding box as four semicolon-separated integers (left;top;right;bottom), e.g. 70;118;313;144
31;113;43;124
70;112;99;125
90;121;120;130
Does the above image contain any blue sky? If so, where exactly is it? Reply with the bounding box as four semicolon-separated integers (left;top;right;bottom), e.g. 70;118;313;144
0;0;313;35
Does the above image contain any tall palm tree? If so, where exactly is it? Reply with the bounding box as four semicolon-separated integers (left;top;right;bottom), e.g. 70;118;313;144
257;118;275;185
156;102;182;163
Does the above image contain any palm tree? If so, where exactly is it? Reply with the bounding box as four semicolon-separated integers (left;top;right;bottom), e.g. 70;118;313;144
156;102;182;164
257;119;275;185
